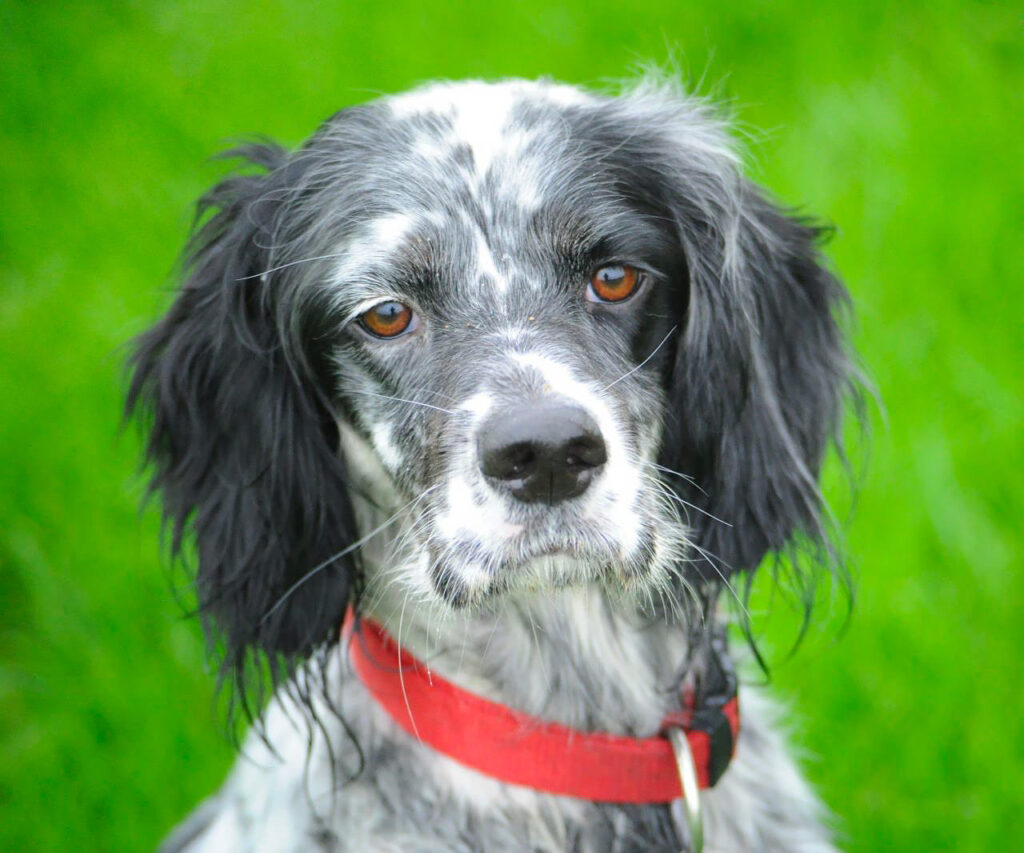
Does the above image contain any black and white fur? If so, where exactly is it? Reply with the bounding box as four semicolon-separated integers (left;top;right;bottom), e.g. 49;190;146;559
129;77;856;852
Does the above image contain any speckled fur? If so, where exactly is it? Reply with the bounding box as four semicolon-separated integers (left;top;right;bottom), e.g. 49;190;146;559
131;77;856;852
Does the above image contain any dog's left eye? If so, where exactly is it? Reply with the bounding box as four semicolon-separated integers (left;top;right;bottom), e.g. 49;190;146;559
587;264;641;303
359;301;416;338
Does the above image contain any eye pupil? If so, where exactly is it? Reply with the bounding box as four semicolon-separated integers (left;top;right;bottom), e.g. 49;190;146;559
588;264;640;303
360;301;414;338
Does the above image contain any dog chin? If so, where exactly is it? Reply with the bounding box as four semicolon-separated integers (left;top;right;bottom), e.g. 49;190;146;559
426;538;658;609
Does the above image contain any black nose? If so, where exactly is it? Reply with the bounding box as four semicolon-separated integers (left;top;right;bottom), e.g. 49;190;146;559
478;403;607;505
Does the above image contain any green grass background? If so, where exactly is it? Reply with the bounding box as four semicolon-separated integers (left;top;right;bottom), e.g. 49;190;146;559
1;1;1020;849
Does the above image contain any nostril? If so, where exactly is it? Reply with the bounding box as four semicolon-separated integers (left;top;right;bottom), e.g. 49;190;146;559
565;436;607;471
484;442;537;481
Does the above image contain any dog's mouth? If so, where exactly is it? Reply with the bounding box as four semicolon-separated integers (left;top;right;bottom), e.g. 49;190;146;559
423;520;660;608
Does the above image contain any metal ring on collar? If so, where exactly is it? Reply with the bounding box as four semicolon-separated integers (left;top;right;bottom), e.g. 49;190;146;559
666;726;704;853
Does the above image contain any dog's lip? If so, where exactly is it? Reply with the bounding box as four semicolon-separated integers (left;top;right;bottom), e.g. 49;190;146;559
502;518;620;561
504;539;602;570
533;543;572;557
515;535;590;557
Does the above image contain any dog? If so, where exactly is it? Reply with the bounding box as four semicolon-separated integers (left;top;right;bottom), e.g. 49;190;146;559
128;76;857;852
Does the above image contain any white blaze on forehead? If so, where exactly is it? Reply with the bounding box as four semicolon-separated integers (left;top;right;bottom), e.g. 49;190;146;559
388;79;592;118
388;80;594;287
473;228;505;292
388;79;593;177
448;87;519;175
389;82;518;175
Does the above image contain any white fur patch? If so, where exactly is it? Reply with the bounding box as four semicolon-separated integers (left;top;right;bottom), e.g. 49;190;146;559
388;80;592;181
389;81;519;176
473;227;505;292
435;474;522;543
330;211;418;305
411;133;453;162
370;211;416;248
459;391;494;420
370;422;402;471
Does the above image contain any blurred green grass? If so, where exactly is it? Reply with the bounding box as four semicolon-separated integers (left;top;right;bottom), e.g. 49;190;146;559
1;1;1020;849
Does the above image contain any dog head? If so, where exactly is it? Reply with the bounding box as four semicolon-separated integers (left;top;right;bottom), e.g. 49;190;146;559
128;78;852;683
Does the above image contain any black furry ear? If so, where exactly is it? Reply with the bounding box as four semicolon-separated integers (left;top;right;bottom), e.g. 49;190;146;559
127;143;358;693
662;181;855;586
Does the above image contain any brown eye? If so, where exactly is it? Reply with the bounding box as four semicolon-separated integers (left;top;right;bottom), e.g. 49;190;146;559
359;301;414;338
588;264;640;303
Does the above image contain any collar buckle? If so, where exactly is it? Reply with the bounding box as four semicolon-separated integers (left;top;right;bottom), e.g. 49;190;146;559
665;725;704;852
664;612;739;851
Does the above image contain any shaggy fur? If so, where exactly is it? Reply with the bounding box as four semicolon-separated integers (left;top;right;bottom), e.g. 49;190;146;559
129;77;856;852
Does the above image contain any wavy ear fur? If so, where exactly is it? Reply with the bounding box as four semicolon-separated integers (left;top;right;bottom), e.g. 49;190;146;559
127;143;358;696
661;178;854;588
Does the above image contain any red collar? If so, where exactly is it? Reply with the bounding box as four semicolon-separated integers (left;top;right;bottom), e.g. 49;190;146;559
346;612;739;804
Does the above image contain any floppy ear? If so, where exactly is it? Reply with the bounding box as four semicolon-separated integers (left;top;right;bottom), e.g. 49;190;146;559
661;180;854;584
127;143;359;687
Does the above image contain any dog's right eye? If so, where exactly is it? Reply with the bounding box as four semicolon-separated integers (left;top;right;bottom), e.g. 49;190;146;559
359;301;415;338
587;264;641;304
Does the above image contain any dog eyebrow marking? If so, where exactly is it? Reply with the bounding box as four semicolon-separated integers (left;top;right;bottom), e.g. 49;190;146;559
330;212;418;292
370;212;417;248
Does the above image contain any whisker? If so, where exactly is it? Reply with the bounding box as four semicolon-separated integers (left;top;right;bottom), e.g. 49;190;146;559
647;461;708;496
347;390;456;416
687;541;751;623
525;604;550;694
602;325;677;391
397;592;422;742
645;474;733;527
235;253;348;281
482;598;507;661
260;488;437;625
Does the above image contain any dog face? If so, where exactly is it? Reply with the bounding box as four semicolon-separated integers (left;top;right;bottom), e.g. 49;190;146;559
323;83;691;609
128;79;851;678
